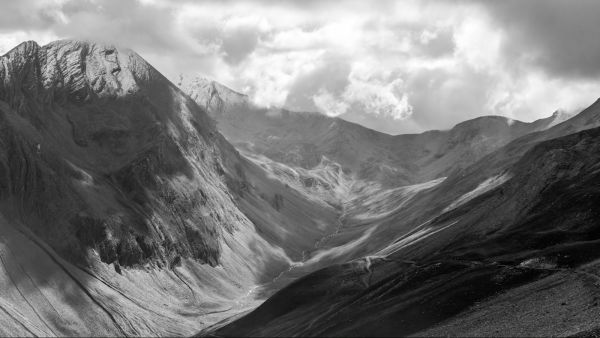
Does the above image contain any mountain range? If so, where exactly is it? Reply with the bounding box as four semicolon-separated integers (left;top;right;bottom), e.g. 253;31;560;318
0;39;599;337
179;76;572;188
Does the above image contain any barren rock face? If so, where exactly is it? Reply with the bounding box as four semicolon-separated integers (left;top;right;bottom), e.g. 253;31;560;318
1;40;145;101
0;40;246;269
178;76;250;119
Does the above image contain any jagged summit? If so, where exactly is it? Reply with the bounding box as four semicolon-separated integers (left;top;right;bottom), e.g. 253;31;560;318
0;39;221;171
178;75;250;118
0;39;161;102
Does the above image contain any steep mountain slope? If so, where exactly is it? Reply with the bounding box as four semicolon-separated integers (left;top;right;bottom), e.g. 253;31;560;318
210;120;600;337
0;40;340;336
180;77;569;186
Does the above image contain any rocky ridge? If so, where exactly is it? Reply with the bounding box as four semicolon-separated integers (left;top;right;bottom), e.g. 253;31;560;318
180;76;571;187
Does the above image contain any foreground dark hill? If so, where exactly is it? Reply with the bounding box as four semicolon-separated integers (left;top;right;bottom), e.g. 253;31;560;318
209;116;600;337
0;40;340;336
180;77;569;186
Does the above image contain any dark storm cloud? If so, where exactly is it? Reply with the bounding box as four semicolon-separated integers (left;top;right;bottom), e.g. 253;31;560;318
0;0;181;53
406;66;493;130
377;20;455;59
176;0;397;11
476;0;600;79
418;29;454;58
0;0;60;30
284;55;351;112
56;0;183;52
222;27;261;64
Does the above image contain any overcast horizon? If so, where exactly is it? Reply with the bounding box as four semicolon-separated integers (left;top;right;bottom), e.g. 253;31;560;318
2;0;600;134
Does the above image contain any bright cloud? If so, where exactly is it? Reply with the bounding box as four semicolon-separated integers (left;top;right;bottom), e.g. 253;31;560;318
313;89;349;117
343;73;413;120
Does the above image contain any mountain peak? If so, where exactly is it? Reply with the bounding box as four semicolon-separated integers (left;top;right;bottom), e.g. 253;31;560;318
535;109;573;129
0;38;163;107
3;40;40;56
178;75;250;118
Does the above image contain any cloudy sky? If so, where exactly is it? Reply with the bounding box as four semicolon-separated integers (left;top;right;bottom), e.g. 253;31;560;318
2;0;600;134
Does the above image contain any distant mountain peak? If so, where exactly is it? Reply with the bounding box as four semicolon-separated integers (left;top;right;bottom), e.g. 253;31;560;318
534;109;574;129
178;76;588;186
178;75;250;117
